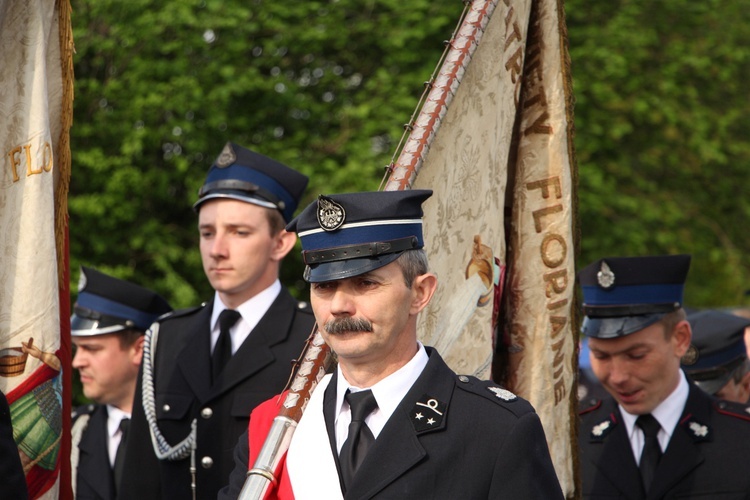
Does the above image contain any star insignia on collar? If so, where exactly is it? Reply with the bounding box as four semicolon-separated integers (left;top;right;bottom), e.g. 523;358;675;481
488;386;517;401
689;421;708;438
410;394;447;433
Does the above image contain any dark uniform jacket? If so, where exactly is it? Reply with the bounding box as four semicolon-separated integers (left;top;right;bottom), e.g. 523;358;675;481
72;404;116;500
221;348;564;499
0;390;27;500
120;288;314;500
579;382;750;499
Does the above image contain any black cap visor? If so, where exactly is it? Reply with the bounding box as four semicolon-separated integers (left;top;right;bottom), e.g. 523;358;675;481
304;253;402;283
71;307;134;336
582;313;665;339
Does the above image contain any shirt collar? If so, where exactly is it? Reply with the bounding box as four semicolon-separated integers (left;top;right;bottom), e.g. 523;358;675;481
106;405;131;438
210;280;281;332
620;370;690;440
335;342;428;424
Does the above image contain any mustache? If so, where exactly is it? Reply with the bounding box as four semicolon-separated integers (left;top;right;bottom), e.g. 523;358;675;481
323;317;373;335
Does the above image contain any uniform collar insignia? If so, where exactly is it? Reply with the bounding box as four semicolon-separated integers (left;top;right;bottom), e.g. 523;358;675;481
316;195;345;231
597;261;615;289
410;394;447;433
590;413;617;441
488;386;517;402
682;417;711;442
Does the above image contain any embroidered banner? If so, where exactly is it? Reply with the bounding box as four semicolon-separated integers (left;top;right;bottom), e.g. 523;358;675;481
0;1;74;498
385;0;578;495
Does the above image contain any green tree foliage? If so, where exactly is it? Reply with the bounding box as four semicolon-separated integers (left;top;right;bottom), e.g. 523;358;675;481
69;0;750;317
69;0;459;307
566;0;750;307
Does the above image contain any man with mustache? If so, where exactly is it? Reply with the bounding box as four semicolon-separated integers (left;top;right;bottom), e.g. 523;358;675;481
121;143;315;499
578;255;750;499
220;190;563;499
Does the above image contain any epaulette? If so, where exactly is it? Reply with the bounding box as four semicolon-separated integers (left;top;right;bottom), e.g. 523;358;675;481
579;398;602;416
453;374;532;417
71;403;97;422
156;303;207;323
715;399;750;422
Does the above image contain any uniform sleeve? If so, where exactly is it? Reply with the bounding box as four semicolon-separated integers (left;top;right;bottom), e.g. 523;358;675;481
489;411;564;499
118;364;162;499
218;429;250;500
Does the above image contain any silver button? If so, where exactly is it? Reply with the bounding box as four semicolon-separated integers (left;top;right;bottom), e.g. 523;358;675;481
200;407;213;419
162;404;171;412
201;456;214;469
458;375;469;383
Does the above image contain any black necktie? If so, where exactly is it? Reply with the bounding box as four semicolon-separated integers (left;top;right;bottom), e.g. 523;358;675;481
339;389;378;491
212;309;241;381
113;417;130;493
636;414;662;493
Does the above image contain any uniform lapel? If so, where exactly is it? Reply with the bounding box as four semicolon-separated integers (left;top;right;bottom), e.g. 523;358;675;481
175;304;213;403
584;401;644;500
646;384;707;500
77;407;115;500
344;348;450;500
323;370;346;494
208;289;298;400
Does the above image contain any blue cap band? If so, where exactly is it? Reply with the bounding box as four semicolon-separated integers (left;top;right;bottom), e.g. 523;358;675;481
77;292;160;331
581;283;684;307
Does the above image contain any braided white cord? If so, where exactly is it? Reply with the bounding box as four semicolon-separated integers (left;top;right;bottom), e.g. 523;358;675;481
142;321;197;461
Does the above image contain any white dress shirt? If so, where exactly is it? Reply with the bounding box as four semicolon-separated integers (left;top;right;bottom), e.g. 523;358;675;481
334;342;429;452
105;405;131;467
209;280;281;355
620;371;689;464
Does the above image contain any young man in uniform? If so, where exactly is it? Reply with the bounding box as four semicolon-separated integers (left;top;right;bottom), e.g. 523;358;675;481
220;190;563;499
578;255;750;499
71;266;172;499
682;309;750;404
121;143;315;499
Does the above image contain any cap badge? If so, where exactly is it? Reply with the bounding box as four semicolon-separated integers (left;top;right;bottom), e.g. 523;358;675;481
316;195;345;231
77;270;88;292
597;261;615;289
681;344;699;366
488;386;517;402
215;142;237;168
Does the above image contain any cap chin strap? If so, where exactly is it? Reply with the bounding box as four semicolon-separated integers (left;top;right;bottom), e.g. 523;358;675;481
142;322;199;499
302;236;419;265
582;302;680;318
197;179;284;210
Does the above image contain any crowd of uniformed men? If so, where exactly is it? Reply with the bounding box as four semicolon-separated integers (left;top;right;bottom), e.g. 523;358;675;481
2;142;750;499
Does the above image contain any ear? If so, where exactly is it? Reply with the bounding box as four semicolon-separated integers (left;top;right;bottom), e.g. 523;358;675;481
271;229;298;262
672;319;692;357
739;370;750;401
131;335;145;366
410;273;438;316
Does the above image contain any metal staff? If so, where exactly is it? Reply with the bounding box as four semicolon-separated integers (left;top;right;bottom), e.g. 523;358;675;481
238;328;335;500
